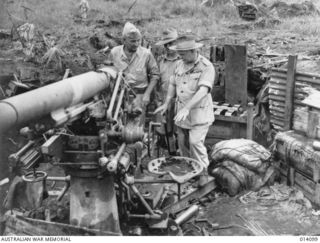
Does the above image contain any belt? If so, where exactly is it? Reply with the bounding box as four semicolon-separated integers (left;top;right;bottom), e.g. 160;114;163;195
132;87;147;94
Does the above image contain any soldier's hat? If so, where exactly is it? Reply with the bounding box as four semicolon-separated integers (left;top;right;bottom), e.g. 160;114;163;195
122;22;141;38
169;35;203;51
155;28;178;46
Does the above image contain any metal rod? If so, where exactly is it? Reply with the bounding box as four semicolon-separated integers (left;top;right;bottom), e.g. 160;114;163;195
8;140;35;163
148;122;161;157
130;184;155;215
128;214;161;220
47;175;71;182
107;72;123;120
57;183;70;201
113;87;125;121
64;151;99;154
55;162;99;166
175;205;199;225
107;142;126;172
134;178;176;184
0;177;9;186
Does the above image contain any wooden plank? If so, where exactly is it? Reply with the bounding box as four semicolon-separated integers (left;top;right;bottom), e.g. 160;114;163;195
279;162;317;204
224;45;247;107
270;119;284;127
293;108;308;133
207;124;235;138
214;114;247;123
284;55;298;131
287;167;295;186
205;137;223;146
210;45;217;62
4;214;121;236
307;111;319;139
270;100;285;108
296;71;320;80
246;103;254;139
211;86;225;102
164;179;216;215
271;68;287;73
270;110;284;118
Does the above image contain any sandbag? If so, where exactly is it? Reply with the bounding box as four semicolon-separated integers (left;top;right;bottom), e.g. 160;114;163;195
211;139;271;173
209;160;276;196
208;160;243;196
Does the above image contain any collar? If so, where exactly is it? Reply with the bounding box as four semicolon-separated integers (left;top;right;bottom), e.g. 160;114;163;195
120;45;142;60
164;54;179;61
194;54;201;65
182;54;201;74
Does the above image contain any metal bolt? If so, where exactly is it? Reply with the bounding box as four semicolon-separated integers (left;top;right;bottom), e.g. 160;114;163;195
170;225;178;231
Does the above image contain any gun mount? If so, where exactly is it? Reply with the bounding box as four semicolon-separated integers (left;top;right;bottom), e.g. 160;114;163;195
0;66;210;236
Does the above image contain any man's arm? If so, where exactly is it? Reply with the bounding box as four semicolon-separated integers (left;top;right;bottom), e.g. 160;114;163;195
164;81;176;106
143;52;160;105
174;86;209;122
185;86;209;110
154;79;176;115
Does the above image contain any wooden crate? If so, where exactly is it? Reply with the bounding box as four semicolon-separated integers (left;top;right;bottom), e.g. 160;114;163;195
278;160;320;207
274;131;320;180
205;102;253;146
293;108;320;139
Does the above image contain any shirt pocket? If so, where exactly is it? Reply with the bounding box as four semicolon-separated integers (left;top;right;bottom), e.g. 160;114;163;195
190;96;215;126
188;72;201;92
190;106;214;126
134;67;146;82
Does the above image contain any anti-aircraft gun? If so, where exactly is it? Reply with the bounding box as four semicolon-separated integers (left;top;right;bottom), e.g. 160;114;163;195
0;67;162;235
0;66;206;236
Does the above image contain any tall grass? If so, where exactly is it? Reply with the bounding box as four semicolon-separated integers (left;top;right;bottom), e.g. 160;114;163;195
1;0;320;44
0;0;237;37
277;15;320;37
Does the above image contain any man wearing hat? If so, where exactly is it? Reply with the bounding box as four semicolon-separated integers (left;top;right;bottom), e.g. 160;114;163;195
109;22;159;126
155;28;180;155
154;36;215;168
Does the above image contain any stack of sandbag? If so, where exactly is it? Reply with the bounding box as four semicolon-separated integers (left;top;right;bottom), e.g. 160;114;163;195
208;139;276;196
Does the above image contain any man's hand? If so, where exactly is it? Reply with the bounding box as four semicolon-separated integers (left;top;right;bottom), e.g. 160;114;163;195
142;92;151;106
153;103;168;115
174;107;190;122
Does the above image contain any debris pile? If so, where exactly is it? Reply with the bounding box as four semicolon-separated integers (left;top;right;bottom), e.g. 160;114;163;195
234;0;319;22
237;3;258;21
269;1;320;18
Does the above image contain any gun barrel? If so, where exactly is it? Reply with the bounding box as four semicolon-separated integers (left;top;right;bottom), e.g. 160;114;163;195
0;70;112;133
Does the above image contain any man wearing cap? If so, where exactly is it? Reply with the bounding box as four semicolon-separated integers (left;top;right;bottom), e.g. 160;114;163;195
109;22;159;126
155;28;180;155
154;36;215;168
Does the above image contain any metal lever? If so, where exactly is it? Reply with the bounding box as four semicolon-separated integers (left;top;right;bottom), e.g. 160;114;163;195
107;71;123;121
113;87;125;121
8;140;35;163
107;142;126;172
148;122;161;157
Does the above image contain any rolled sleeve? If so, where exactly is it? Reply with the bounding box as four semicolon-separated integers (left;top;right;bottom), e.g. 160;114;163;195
198;65;215;92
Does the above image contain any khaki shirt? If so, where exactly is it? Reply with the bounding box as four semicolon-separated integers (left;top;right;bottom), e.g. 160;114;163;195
158;55;180;101
110;45;159;89
170;55;215;129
